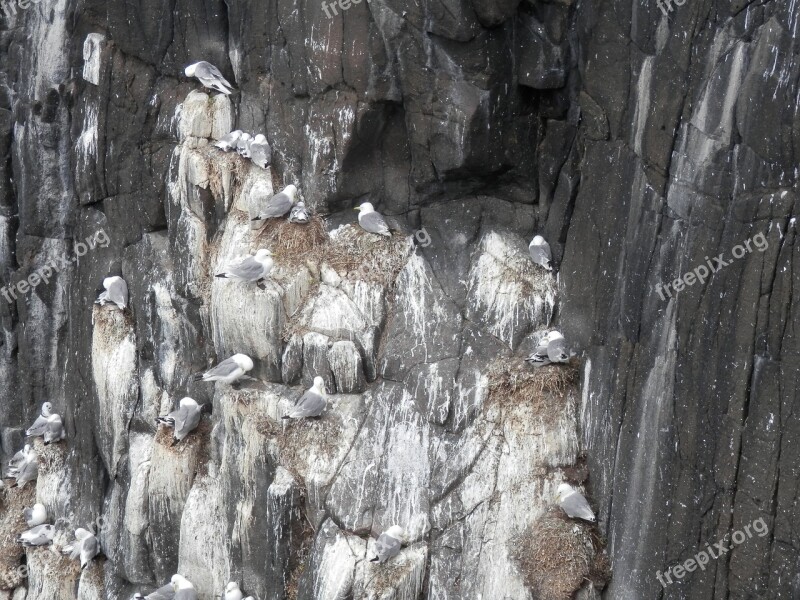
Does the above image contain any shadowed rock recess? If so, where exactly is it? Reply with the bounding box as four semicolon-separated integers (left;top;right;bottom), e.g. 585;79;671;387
0;0;797;598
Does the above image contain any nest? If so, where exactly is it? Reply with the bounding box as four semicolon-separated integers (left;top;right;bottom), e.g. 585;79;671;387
252;215;328;269
486;357;580;425
511;510;610;600
0;482;35;590
154;419;212;476
322;225;411;287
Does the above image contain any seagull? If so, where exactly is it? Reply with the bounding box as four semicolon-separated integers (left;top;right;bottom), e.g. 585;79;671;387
96;276;128;310
236;132;252;157
23;503;47;527
354;202;391;237
525;331;570;366
249;134;271;169
214;130;242;152
282;376;327;419
223;582;244;600
170;574;198;600
8;444;30;471
25;402;53;437
529;235;553;271
133;582;174;600
156;397;204;445
63;528;100;569
184;61;235;95
556;483;596;522
44;414;65;445
11;448;38;488
369;525;405;563
215;249;273;283
193;354;254;385
288;201;310;224
17;524;55;546
252;185;298;221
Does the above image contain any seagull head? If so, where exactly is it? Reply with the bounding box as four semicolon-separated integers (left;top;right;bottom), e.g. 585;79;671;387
240;132;252;142
32;502;46;516
103;276;122;290
355;202;375;214
312;376;327;396
225;582;240;592
254;248;273;262
171;574;193;591
556;483;574;501
41;402;53;416
184;63;197;77
75;528;92;540
253;134;267;144
386;525;406;543
547;331;565;342
531;235;546;246
284;184;298;202
179;397;198;408
232;354;254;372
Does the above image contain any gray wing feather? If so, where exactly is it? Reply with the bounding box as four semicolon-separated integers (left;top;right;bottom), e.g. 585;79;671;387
250;143;271;169
174;590;197;600
360;212;391;236
45;418;64;442
23;508;33;522
561;492;595;520
375;533;401;563
175;406;201;440
107;279;128;308
196;62;233;89
16;460;38;486
204;358;240;379
147;584;176;600
259;193;293;219
289;391;326;418
547;338;569;362
529;244;552;269
222;257;264;281
26;415;49;437
81;535;99;564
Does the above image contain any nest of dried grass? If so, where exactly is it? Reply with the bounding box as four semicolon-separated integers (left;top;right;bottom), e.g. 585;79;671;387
0;482;35;589
486;357;580;425
154;418;212;476
512;510;609;600
322;225;411;287
251;215;328;269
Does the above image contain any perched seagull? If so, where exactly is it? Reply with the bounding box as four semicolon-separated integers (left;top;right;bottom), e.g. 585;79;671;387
214;130;242;152
24;502;47;527
44;414;65;445
282;376;327;419
25;402;53;437
133;582;174;600
249;134;271;169
184;61;234;95
215;249;274;283
170;574;198;600
236;132;252;156
355;202;391;237
288;201;310;224
157;397;204;445
63;528;100;569
252;185;298;221
96;276;128;310
556;483;596;522
193;354;254;385
223;582;244;600
370;525;405;563
529;235;553;271
17;524;55;546
8;444;30;471
12;449;38;488
525;331;570;366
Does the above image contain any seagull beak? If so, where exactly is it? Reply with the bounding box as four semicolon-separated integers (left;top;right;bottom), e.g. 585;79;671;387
353;207;360;211
251;216;261;221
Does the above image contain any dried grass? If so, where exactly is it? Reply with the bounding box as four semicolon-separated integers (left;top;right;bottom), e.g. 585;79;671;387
512;510;609;600
322;225;411;287
154;418;212;477
0;482;34;589
252;215;328;269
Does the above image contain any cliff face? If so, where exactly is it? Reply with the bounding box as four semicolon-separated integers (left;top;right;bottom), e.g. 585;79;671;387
0;0;797;599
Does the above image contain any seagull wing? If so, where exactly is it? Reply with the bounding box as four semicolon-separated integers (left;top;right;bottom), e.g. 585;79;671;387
359;212;391;236
80;534;99;566
218;256;264;282
175;405;202;440
146;583;176;600
258;192;293;219
107;279;128;309
250;141;271;169
547;337;569;362
561;491;595;521
288;390;326;418
26;414;49;437
374;532;402;563
203;357;241;380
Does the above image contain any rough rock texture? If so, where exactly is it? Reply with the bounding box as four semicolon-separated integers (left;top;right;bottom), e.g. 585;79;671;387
0;0;798;599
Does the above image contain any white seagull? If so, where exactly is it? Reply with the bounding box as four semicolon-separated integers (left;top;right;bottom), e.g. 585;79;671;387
44;414;65;445
525;331;570;366
184;61;234;95
17;524;55;546
11;448;38;488
355;202;391;237
249;134;271;169
96;276;128;310
223;582;244;600
157;397;204;445
63;528;100;569
170;574;198;600
529;235;553;271
282;376;327;419
214;130;242;152
215;249;274;283
23;502;47;527
236;132;252;156
288;201;310;224
252;185;298;221
370;525;406;563
556;483;596;522
194;354;254;385
25;402;53;437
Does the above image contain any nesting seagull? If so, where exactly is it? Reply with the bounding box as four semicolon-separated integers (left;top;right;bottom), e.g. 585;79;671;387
252;185;298;221
249;134;271;169
236;133;253;157
370;525;406;563
11;448;38;488
25;402;53;437
96;276;128;310
133;582;175;600
215;249;273;283
8;444;30;471
556;483;596;522
170;574;198;600
282;376;327;419
214;130;242;152
157;397;204;445
525;331;570;366
223;582;244;600
288;201;310;224
63;528;100;569
529;235;553;271
184;61;234;95
44;414;65;445
17;524;55;546
194;354;254;385
24;502;47;527
355;202;391;237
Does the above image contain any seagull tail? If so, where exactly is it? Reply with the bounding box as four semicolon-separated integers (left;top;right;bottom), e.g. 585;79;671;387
215;273;228;278
369;556;380;563
191;373;204;382
281;415;292;420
